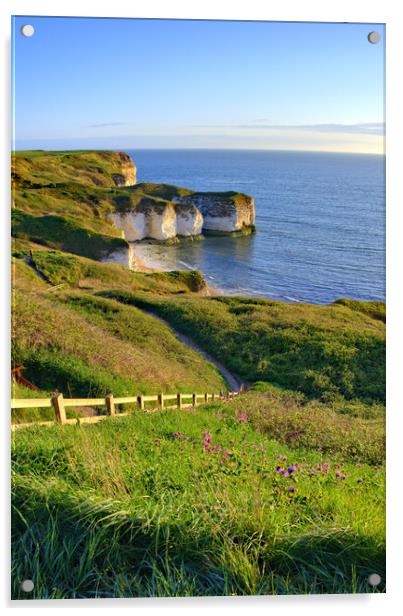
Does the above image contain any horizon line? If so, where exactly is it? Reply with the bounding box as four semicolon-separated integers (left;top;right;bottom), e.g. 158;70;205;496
12;146;385;156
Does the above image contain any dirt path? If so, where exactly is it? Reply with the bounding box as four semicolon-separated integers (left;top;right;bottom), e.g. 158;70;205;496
140;308;243;392
24;258;51;283
23;258;243;392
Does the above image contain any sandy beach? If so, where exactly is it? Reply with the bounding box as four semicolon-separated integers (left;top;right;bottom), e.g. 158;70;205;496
132;243;176;273
132;242;221;296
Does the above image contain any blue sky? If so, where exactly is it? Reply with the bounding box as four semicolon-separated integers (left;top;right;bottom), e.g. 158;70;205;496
12;17;385;153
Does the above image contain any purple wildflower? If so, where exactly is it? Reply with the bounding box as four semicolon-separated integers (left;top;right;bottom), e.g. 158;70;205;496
336;471;346;480
288;486;295;493
237;412;248;423
288;465;297;474
276;466;284;473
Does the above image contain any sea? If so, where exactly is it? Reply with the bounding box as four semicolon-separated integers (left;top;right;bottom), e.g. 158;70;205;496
126;149;385;305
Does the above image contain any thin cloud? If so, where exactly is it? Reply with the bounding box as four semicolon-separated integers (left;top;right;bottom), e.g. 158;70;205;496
87;122;128;128
191;122;384;135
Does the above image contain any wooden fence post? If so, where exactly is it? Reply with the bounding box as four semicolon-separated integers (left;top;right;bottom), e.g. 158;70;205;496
137;395;144;410
158;393;164;409
212;392;215;401
52;393;66;425
192;393;197;407
177;393;182;409
204;393;208;403
105;394;115;416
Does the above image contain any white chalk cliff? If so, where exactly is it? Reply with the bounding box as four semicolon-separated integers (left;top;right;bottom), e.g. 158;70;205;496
109;200;204;241
174;192;255;233
107;160;255;241
101;244;136;270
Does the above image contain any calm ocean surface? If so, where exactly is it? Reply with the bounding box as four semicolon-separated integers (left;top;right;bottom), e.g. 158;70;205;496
126;149;385;304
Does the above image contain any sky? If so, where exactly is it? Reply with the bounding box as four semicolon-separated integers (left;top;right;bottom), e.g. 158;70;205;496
12;17;385;153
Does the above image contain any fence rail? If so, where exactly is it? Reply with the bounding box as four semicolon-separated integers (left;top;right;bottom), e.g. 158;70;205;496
11;390;241;431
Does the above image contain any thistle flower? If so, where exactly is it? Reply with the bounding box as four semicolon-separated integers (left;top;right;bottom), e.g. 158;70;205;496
288;486;295;493
288;465;297;474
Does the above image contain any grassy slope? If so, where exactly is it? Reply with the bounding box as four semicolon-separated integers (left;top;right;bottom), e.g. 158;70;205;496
12;210;129;260
12;404;385;598
12;257;226;419
11;149;386;598
12;150;135;187
12;242;207;294
101;292;386;404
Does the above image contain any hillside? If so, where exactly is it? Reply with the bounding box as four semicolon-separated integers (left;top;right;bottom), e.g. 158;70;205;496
12;400;385;598
12;253;226;416
11;150;386;598
100;292;385;404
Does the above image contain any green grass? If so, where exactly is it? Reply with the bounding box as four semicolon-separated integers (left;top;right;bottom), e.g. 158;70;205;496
12;282;226;404
12;246;206;294
12;252;226;420
10;149;386;598
233;384;385;465
333;298;386;323
11;403;385;598
12;150;136;188
12;210;128;261
100;292;386;404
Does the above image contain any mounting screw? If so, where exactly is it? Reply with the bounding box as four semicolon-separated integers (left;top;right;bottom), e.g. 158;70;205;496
367;31;381;44
21;579;34;592
21;24;35;37
368;573;381;587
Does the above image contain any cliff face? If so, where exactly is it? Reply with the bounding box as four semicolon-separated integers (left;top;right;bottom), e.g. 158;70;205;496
109;186;255;242
101;244;136;270
112;152;136;187
174;192;255;233
109;200;203;241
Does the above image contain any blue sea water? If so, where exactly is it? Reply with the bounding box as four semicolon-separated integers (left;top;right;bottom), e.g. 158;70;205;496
126;149;385;304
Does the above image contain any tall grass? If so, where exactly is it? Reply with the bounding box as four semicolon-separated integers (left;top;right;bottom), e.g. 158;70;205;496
12;282;226;401
12;405;385;598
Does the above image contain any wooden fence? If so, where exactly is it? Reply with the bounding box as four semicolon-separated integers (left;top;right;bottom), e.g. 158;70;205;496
11;390;241;431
